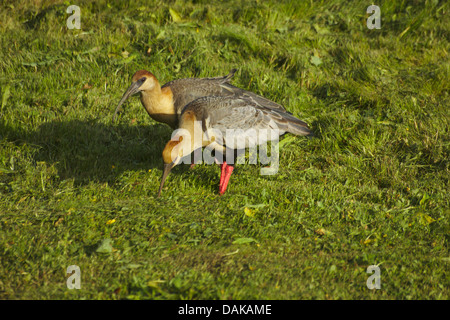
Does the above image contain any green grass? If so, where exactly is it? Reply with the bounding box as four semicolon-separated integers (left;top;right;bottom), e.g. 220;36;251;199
0;0;449;299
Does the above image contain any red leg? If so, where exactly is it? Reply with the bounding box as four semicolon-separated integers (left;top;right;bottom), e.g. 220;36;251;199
219;161;228;189
219;165;234;195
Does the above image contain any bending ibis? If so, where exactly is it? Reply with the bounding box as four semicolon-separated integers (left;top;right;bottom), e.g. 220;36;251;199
157;96;312;197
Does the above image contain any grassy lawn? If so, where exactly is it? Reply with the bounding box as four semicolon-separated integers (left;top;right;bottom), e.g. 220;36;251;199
0;0;448;299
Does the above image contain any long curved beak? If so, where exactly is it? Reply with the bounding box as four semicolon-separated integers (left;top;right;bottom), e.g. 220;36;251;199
113;81;143;121
157;162;175;197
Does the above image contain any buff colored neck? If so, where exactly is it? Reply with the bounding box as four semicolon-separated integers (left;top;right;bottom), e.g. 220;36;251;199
140;86;177;129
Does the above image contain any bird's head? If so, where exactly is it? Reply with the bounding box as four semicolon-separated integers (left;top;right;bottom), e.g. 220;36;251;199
113;70;158;121
131;70;158;91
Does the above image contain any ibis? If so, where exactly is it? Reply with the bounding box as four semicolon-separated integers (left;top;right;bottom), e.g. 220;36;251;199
113;69;290;128
157;95;312;197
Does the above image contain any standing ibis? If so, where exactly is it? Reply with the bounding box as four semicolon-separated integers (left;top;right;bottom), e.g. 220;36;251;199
157;96;312;197
113;69;290;128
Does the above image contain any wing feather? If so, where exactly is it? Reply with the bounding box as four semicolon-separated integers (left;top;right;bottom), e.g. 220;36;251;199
181;96;312;149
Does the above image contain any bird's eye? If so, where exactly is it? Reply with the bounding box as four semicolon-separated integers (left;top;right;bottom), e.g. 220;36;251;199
139;77;147;83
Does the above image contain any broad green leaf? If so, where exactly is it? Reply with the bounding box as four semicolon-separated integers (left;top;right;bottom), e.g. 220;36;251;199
232;237;257;245
96;238;113;253
310;55;322;66
1;84;10;110
169;8;182;22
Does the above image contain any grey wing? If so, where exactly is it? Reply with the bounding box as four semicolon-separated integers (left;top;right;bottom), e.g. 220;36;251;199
208;68;288;113
162;69;237;114
197;97;312;149
164;69;291;116
219;82;288;113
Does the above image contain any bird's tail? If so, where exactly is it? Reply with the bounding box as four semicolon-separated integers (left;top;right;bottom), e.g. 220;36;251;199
223;69;237;83
287;119;314;137
269;109;313;137
203;69;237;83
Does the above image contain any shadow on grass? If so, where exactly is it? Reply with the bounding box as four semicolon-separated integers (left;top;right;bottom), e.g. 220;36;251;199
1;119;177;186
1;118;301;193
